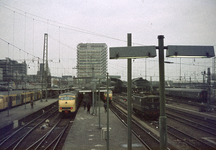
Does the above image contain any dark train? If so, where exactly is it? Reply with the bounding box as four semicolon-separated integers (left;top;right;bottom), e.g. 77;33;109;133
132;95;160;120
165;88;208;103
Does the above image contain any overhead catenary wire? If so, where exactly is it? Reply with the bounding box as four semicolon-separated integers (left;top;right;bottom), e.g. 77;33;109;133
0;2;144;46
1;2;215;79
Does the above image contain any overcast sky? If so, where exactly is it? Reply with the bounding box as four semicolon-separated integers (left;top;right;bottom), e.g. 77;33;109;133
0;0;215;81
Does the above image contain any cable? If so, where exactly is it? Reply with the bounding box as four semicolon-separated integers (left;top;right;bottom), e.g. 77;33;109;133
0;37;42;60
0;2;144;45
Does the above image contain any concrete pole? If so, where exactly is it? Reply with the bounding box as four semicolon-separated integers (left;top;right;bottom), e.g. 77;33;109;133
98;79;101;128
95;83;97;115
7;80;10;116
127;33;132;150
158;35;167;150
207;68;211;110
106;73;109;150
92;83;95;115
25;80;26;109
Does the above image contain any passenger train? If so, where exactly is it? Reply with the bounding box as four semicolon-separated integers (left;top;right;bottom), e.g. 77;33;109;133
0;89;63;112
58;90;83;115
0;90;41;111
165;88;208;103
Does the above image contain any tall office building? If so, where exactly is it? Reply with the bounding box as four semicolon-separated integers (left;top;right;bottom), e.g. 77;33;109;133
77;43;107;79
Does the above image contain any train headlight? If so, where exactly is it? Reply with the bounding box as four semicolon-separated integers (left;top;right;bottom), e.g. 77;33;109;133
71;107;73;109
60;107;62;110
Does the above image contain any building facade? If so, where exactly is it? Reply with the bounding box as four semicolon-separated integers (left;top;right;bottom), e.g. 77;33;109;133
77;43;107;79
0;58;27;81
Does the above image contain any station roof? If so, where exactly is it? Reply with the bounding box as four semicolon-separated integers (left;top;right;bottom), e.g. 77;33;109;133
79;89;108;93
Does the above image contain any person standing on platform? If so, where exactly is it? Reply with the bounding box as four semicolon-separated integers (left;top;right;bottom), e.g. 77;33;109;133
87;102;91;114
83;100;86;110
104;102;107;113
31;100;34;109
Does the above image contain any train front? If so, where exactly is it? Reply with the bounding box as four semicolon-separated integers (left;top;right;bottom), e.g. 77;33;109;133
59;94;76;114
103;90;113;103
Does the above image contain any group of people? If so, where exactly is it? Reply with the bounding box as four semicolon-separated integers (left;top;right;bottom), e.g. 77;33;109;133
83;100;107;113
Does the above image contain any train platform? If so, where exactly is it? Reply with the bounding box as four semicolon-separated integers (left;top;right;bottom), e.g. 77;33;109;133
63;101;145;150
0;98;58;129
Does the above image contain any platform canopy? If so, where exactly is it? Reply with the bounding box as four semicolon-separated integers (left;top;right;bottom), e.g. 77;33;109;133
109;46;156;59
79;89;107;93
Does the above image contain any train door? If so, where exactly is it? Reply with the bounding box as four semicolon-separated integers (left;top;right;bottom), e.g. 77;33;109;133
8;96;12;108
21;94;24;104
12;95;16;107
16;94;22;105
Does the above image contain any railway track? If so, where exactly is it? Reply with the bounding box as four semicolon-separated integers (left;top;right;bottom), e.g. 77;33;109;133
167;112;216;136
166;107;216;128
0;105;75;150
113;94;216;150
110;104;160;149
167;125;216;150
110;102;178;150
166;108;216;150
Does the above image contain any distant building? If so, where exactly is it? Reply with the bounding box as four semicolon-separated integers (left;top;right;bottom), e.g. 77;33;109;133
77;43;107;79
0;68;3;81
0;58;27;81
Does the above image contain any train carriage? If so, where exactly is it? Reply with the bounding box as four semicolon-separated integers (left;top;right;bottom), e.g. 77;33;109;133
0;95;3;109
16;94;22;105
21;91;34;103
10;94;17;107
165;88;207;103
0;95;7;110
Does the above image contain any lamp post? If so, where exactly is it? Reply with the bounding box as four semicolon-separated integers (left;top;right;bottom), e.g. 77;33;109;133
158;35;167;150
110;34;156;150
127;33;132;150
106;72;110;150
98;78;101;128
96;76;106;129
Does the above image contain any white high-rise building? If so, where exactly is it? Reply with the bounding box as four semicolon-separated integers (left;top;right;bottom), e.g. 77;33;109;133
77;43;107;79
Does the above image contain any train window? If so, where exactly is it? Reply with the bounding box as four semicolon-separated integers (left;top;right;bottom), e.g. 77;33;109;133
61;97;75;100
